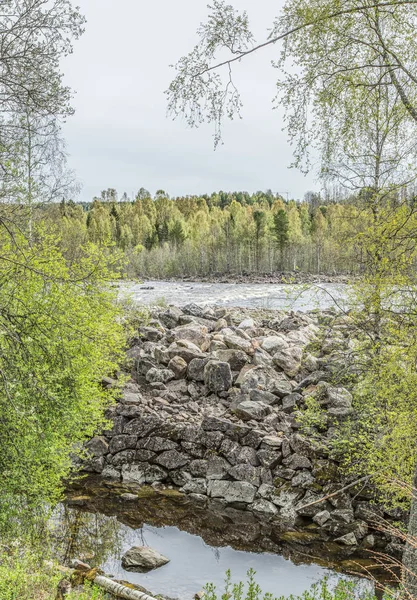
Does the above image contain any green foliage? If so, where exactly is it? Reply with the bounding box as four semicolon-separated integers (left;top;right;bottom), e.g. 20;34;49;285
203;571;381;600
42;191;369;278
0;226;125;537
0;550;106;600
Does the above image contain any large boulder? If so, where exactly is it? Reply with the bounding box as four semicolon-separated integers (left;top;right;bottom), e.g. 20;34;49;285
238;366;292;397
145;367;175;384
224;334;254;355
261;335;289;354
169;323;209;351
212;349;249;371
121;546;170;572
204;360;232;392
168;355;188;379
234;400;272;421
208;480;257;504
273;346;303;377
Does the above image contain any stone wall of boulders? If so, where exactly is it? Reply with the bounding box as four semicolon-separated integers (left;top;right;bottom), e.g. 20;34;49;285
83;303;405;558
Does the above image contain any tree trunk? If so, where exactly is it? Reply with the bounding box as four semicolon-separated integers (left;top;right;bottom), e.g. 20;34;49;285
403;469;417;595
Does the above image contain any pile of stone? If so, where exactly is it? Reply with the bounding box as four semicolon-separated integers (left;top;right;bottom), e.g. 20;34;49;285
83;303;401;557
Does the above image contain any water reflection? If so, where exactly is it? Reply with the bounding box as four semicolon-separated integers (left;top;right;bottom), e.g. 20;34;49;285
59;478;378;599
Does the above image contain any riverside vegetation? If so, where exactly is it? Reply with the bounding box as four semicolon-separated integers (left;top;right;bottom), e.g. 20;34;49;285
5;0;417;600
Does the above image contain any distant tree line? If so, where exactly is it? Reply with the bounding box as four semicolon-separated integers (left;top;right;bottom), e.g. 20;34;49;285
41;186;417;279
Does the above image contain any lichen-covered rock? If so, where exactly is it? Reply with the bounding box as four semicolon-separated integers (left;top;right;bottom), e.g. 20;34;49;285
207;456;230;480
234;400;272;421
249;389;279;406
155;450;189;469
204;360;232;392
121;464;167;485
250;499;278;516
228;463;261;486
108;435;137;454
208;480;257;504
146;367;175;384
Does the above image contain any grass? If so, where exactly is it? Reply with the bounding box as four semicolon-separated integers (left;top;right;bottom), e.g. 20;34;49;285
0;551;106;600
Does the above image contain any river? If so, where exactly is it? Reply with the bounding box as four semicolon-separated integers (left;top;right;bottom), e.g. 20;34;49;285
119;280;347;311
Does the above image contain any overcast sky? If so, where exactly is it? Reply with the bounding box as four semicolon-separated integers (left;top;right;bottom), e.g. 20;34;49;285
62;0;317;202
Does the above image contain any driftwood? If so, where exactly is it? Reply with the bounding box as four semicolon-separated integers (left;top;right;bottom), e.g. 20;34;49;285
296;475;371;512
93;575;159;600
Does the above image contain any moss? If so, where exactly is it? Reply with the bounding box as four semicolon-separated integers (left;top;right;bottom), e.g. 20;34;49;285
279;530;322;543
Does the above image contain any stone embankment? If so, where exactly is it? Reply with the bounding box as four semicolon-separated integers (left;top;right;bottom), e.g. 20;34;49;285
83;303;404;560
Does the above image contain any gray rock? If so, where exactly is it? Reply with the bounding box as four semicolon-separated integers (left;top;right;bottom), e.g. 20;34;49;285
123;415;162;437
238;318;255;329
313;510;331;526
139;326;164;342
249;389;279;406
188;357;211;381
146;367;175;384
257;448;282;470
261;335;289;354
170;323;209;350
224;334;253;354
136;437;177;452
204;360;233;393
189;459;208;477
283;453;312;470
111;450;136;466
208;480;257;504
234;400;272;421
108;435;137;454
228;464;260;486
168;356;188;379
250;499;278;516
273;346;303;377
101;465;121;480
159;307;183;329
291;470;315;488
121;546;170;572
181;478;208;495
212;349;249;371
334;532;358;546
155;450;189;469
85;436;108;457
201;416;232;432
207;456;230;480
282;393;301;413
237;445;261;466
121;464;167;485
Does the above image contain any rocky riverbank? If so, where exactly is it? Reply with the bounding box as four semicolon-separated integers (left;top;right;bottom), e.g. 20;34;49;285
144;272;351;285
81;303;405;564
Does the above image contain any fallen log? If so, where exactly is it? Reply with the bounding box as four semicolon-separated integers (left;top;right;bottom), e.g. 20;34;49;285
93;575;159;600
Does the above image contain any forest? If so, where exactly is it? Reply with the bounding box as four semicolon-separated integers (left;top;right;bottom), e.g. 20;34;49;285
47;188;405;278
